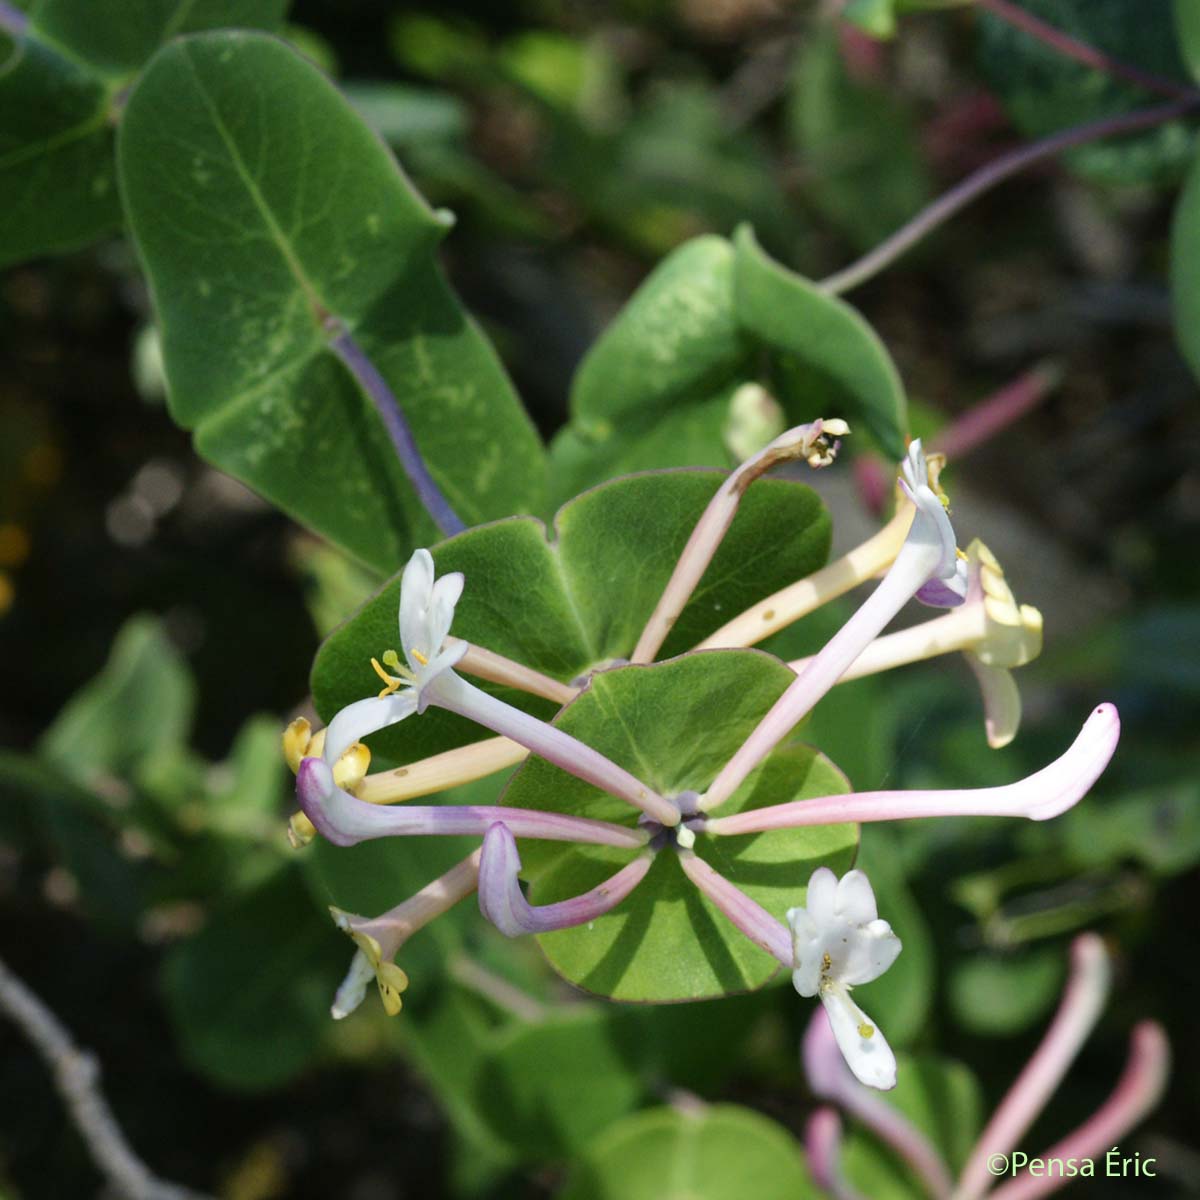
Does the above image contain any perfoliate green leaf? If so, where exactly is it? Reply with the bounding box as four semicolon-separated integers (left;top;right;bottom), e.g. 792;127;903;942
118;32;545;573
504;652;856;1002
733;226;908;459
561;1105;820;1200
312;470;830;765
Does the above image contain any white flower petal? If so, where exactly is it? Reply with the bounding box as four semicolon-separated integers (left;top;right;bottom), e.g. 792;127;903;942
840;922;902;987
323;693;418;765
834;869;878;924
399;548;436;654
805;867;838;925
331;949;375;1020
821;985;896;1090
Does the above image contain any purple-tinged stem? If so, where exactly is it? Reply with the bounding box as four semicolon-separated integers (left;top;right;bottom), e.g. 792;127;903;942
297;757;648;849
0;1;27;36
955;934;1112;1200
806;1108;868;1200
976;0;1197;102
819;97;1200;297
982;1022;1170;1200
804;1010;954;1200
326;322;466;537
631;419;845;665
707;704;1119;834
699;538;942;812
428;672;680;825
478;822;652;936
676;851;792;966
932;362;1062;462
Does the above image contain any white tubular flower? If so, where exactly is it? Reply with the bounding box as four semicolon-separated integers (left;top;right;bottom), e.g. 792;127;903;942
788;868;902;1091
899;440;967;608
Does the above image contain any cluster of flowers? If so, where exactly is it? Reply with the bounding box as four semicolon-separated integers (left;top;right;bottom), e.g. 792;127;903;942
285;422;1119;1093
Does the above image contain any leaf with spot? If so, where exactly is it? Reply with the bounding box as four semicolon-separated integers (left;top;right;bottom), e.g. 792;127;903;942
503;652;857;1002
311;469;831;765
118;32;546;573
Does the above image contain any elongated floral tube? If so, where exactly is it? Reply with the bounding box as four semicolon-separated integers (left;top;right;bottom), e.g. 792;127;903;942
699;535;949;812
693;504;913;651
982;1022;1170;1200
676;851;793;965
956;934;1112;1200
452;640;577;705
707;704;1119;834
478;822;652;936
804;1010;953;1200
805;1109;868;1200
297;757;648;849
632;419;848;664
357;736;528;804
331;849;482;1019
423;670;679;825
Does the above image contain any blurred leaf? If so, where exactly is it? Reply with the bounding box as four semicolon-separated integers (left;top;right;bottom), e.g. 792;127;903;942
0;752;148;931
0;35;121;265
477;1008;643;1159
118;32;546;575
1172;158;1200;384
561;1104;819;1200
1060;782;1200;876
342;81;469;147
1177;0;1200;80
162;864;346;1089
789;29;932;250
949;946;1065;1036
312;470;830;765
977;0;1195;185
843;0;897;38
733;227;909;458
506;655;856;1002
29;0;288;76
39;615;194;788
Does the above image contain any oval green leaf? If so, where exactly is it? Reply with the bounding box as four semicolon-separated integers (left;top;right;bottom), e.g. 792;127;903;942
118;31;545;573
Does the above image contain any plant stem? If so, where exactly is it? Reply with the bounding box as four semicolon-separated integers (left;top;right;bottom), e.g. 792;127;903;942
326;322;466;537
932;361;1062;460
819;97;1200;296
976;0;1197;102
0;954;212;1200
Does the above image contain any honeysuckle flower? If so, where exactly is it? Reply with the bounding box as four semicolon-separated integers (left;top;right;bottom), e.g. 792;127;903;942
477;822;653;936
705;702;1119;835
633;417;850;664
788;868;901;1090
787;539;1043;748
296;548;678;833
282;714;373;847
700;439;967;812
805;1108;868;1200
328;849;482;1019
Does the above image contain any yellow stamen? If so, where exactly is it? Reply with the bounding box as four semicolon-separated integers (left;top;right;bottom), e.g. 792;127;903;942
382;649;403;672
282;717;313;774
410;647;429;666
371;656;403;698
